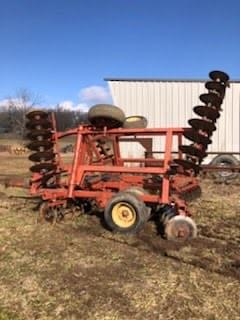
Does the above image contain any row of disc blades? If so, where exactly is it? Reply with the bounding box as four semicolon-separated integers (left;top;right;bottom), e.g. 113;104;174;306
175;70;230;173
25;110;56;173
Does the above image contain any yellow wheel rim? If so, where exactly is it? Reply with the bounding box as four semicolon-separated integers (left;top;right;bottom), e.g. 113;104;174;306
126;116;142;122
112;202;137;228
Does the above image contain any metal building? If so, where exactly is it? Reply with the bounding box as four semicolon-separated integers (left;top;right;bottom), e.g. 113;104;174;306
106;78;240;162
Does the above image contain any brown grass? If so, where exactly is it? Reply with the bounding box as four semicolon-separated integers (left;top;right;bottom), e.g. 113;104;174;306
0;153;239;320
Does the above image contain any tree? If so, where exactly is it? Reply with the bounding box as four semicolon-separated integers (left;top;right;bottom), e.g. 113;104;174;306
0;89;89;136
54;105;77;131
6;89;41;137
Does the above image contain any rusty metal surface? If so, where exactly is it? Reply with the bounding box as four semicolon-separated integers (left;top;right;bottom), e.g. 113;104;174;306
25;116;193;208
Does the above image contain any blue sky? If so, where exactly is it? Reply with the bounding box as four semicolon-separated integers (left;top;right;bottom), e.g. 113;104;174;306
0;0;239;109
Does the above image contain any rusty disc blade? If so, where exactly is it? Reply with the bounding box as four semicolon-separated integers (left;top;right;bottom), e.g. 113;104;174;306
183;130;211;145
26;119;52;130
174;159;200;172
209;70;229;83
165;216;197;241
30;163;56;173
199;93;222;107
27;129;52;140
29;151;55;162
193;105;220;121
27;140;53;151
26;109;48;120
205;81;225;95
179;145;206;159
40;173;61;188
189;118;216;133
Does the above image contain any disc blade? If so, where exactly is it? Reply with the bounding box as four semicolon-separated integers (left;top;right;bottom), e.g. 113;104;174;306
209;70;229;83
179;145;206;159
30;163;56;173
26;109;48;120
205;81;225;95
193;105;220;121
183;130;212;145
27;140;53;151
174;159;200;173
174;159;200;172
29;151;55;162
27;129;52;140
189;118;216;133
26;119;52;130
199;93;222;107
165;216;197;241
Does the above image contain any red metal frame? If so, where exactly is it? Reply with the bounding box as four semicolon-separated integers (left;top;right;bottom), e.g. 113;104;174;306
29;115;198;216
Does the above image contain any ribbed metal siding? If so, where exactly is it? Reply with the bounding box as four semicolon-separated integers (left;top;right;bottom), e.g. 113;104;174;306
108;80;240;161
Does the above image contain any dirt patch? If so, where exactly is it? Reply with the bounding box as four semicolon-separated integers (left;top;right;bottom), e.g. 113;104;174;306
0;156;239;319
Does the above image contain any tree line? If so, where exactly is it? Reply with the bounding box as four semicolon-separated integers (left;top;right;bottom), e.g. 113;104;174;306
0;90;88;137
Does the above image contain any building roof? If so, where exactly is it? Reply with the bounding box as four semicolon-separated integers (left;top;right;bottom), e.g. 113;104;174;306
104;78;240;83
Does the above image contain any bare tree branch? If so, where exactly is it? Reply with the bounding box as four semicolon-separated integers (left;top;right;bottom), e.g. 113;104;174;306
4;89;41;137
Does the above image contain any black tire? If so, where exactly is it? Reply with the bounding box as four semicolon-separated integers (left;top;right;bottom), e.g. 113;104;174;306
210;154;239;182
123;187;152;220
123;186;147;197
104;192;148;234
123;116;148;129
88;104;125;129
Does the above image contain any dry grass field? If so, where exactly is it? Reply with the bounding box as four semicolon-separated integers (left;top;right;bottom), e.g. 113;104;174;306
0;152;239;320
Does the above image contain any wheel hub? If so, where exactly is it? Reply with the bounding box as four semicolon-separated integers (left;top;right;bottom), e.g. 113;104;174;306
112;202;136;228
